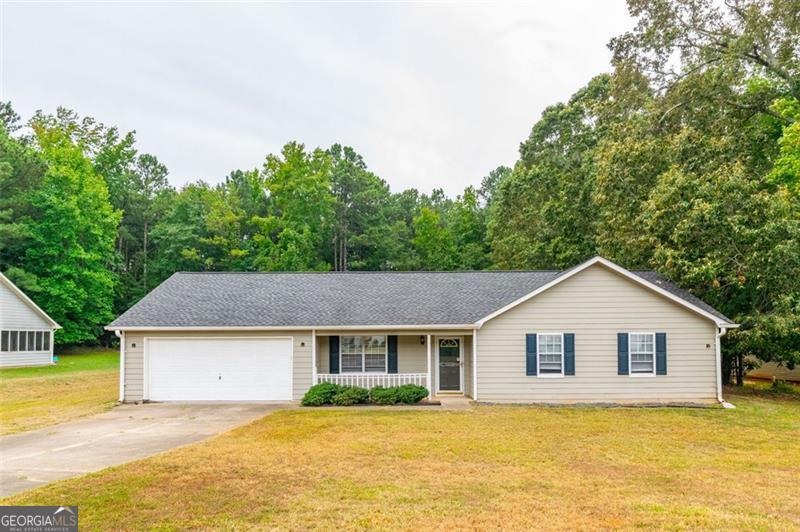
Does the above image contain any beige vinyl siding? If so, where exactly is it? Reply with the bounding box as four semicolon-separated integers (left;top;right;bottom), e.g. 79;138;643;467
477;263;718;403
122;330;312;402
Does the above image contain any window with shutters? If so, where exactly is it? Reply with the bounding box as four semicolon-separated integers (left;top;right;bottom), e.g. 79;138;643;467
629;333;655;374
537;333;563;375
340;336;387;373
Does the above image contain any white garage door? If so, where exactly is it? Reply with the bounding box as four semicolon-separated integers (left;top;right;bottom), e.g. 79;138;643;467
146;337;293;401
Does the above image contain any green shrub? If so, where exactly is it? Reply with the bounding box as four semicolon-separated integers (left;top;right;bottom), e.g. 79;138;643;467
301;382;344;406
331;386;370;406
396;384;428;404
771;379;797;395
370;386;401;405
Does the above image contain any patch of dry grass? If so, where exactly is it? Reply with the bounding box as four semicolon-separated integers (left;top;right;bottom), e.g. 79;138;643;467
0;349;118;435
4;390;799;530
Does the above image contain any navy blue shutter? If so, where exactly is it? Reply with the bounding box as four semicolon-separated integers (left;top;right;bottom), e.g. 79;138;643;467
526;334;537;376
329;336;340;374
617;333;629;375
655;333;667;375
387;336;398;374
564;333;575;376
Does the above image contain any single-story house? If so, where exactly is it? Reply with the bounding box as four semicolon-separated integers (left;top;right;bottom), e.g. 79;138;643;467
747;362;800;383
0;271;60;367
106;256;738;404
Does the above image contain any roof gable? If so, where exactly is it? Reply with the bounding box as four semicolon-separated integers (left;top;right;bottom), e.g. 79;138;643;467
0;272;61;329
475;257;735;327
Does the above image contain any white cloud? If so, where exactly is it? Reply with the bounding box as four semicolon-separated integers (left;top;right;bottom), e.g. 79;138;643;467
2;1;632;195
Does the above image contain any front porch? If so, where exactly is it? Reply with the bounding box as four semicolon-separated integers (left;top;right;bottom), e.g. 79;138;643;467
312;331;474;398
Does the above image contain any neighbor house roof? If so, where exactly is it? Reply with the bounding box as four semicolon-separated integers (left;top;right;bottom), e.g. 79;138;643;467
107;257;734;330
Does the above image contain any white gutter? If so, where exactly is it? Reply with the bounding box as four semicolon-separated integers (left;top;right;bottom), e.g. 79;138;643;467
715;327;728;403
115;330;125;402
105;324;478;332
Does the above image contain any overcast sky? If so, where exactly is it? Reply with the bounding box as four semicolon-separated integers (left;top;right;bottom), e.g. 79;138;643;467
2;1;633;195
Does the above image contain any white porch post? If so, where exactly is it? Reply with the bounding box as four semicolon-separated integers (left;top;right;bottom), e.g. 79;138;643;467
426;334;432;399
472;328;478;400
311;329;317;386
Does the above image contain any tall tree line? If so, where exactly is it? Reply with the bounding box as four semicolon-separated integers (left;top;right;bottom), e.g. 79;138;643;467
0;106;495;345
0;0;797;384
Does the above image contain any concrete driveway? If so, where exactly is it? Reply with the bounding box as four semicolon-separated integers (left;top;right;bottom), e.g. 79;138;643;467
0;403;283;497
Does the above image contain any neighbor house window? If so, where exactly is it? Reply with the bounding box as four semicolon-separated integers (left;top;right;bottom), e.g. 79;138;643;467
340;336;387;373
0;330;50;352
538;333;563;375
630;333;655;374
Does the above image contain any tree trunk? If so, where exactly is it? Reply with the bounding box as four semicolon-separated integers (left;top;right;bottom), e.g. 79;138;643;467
735;353;745;386
143;219;148;292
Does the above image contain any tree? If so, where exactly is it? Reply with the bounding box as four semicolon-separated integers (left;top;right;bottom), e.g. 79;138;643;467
412;207;456;270
327;144;392;271
253;142;333;271
448;187;489;270
22;118;121;344
643;163;800;383
490;75;611;269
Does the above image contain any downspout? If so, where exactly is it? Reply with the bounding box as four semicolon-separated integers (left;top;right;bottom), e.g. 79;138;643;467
715;326;727;403
115;330;125;403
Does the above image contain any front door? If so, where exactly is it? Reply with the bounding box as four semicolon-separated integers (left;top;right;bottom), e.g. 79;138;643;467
438;338;461;392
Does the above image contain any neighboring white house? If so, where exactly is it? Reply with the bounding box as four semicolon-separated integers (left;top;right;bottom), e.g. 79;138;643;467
107;256;738;405
0;272;61;367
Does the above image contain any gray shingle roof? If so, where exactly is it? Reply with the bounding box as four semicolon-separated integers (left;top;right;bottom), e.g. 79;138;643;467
108;267;731;329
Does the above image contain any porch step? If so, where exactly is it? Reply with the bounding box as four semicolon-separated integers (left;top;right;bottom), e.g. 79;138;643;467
435;395;473;410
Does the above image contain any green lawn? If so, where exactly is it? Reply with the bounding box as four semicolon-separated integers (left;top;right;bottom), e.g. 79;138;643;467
3;387;798;530
0;349;119;435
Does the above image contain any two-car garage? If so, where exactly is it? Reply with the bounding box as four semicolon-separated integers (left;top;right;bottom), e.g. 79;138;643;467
144;337;293;401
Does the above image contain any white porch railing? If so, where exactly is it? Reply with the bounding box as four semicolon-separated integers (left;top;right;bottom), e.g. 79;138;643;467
316;373;428;389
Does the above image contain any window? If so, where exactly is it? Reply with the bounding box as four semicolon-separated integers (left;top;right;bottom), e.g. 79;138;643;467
340;336;387;373
630;333;655;374
0;330;50;352
538;333;563;375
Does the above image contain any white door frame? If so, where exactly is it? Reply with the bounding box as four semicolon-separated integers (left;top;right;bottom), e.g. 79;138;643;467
143;336;294;401
435;335;464;394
